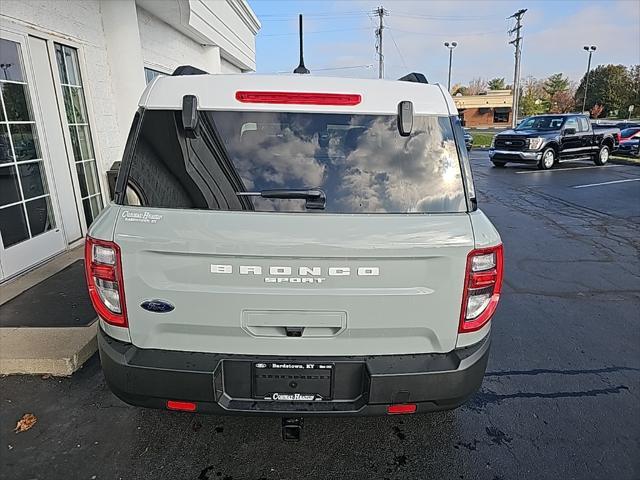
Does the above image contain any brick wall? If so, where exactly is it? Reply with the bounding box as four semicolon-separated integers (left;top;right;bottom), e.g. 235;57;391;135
461;108;512;128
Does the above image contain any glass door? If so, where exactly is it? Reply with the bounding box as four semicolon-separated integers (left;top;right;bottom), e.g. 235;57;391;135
0;32;65;281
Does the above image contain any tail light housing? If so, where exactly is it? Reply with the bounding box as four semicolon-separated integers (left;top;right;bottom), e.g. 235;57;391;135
85;237;128;327
459;244;503;333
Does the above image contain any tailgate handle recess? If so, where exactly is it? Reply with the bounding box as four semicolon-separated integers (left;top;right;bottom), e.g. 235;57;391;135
242;311;346;338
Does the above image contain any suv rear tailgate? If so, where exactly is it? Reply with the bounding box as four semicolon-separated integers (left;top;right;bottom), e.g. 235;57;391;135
114;208;473;356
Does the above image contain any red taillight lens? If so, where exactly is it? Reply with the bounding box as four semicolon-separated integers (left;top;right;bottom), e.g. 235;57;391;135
166;400;197;412
235;91;362;106
459;244;503;333
387;403;417;415
84;236;128;327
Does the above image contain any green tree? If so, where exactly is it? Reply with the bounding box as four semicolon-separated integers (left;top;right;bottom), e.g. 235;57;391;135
488;77;506;90
520;92;546;116
543;73;570;97
519;76;548;116
574;64;632;116
627;65;640;118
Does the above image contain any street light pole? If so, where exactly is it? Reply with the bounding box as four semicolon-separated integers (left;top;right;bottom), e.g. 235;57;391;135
444;41;457;92
581;45;597;113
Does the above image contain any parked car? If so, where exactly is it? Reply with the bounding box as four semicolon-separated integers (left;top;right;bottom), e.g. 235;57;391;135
86;68;503;422
617;138;640;157
489;114;619;169
619;127;640;142
463;128;473;151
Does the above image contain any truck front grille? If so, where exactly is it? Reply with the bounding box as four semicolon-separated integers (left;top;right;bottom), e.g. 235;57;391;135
495;137;526;150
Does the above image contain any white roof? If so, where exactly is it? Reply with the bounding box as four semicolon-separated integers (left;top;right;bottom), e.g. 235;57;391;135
140;74;456;116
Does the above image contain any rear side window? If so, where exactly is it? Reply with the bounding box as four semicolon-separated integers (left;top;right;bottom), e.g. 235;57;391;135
578;117;590;132
120;110;468;213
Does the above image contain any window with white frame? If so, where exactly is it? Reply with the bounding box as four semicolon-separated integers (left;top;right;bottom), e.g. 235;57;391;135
54;43;103;226
0;38;56;248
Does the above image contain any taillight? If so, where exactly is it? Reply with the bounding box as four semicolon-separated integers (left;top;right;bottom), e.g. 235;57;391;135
235;91;362;106
459;244;503;333
84;236;128;327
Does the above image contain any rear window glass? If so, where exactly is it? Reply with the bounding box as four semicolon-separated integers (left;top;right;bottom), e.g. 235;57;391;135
620;128;640;137
121;110;467;213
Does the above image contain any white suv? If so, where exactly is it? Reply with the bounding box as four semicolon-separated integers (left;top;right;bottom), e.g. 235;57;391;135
86;69;503;418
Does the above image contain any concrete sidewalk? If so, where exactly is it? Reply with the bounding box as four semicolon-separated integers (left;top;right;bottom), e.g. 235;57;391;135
0;246;98;376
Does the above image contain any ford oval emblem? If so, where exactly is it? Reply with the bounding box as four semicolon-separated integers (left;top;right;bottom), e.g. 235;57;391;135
140;299;175;313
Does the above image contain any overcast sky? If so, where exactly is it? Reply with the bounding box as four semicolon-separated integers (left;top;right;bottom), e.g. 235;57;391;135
248;0;640;86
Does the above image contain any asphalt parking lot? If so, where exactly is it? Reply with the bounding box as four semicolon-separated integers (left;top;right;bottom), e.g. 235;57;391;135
1;152;639;480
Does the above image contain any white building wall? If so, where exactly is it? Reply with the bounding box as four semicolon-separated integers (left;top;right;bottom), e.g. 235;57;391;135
137;6;216;75
0;0;121;175
1;0;259;179
221;58;242;74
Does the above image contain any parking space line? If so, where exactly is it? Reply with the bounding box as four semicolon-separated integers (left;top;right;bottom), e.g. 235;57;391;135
572;178;640;189
516;165;624;174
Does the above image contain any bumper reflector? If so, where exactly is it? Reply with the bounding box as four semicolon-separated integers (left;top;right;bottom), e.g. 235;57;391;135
166;400;197;412
387;403;417;415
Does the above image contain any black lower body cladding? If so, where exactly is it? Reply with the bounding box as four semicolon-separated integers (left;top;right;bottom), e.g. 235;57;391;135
98;328;490;415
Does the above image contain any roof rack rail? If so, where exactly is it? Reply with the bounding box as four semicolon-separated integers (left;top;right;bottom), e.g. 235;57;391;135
398;72;428;84
172;65;209;76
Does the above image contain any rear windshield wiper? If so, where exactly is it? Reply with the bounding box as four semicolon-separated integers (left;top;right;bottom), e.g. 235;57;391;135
236;189;326;210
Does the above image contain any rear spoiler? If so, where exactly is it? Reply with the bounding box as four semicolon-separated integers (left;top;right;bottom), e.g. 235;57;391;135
172;65;209;76
398;72;428;84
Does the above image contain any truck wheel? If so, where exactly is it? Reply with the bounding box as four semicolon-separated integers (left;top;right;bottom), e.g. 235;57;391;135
594;145;610;166
492;161;506;168
538;148;555;170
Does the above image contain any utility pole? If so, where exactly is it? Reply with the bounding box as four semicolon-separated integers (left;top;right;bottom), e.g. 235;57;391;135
581;45;597;113
374;6;388;79
508;8;526;128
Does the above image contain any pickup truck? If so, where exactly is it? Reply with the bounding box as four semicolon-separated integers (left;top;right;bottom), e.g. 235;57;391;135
489;114;619;169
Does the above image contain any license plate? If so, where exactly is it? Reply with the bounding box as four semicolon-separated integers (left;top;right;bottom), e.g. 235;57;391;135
252;362;333;401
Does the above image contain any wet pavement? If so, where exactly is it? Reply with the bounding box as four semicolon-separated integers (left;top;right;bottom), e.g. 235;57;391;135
1;153;639;480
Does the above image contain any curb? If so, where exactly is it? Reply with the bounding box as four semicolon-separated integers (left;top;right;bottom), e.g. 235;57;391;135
0;322;98;376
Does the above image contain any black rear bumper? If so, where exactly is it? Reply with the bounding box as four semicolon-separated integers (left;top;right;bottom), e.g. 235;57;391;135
98;329;490;416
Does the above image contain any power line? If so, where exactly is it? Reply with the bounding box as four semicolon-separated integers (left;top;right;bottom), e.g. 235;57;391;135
261;27;370;37
389;11;499;21
387;26;507;37
258;11;368;18
258;14;368;22
271;64;374;74
388;29;407;69
508;8;527;128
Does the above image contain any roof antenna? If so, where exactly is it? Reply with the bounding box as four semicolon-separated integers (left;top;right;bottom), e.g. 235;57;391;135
293;14;310;74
